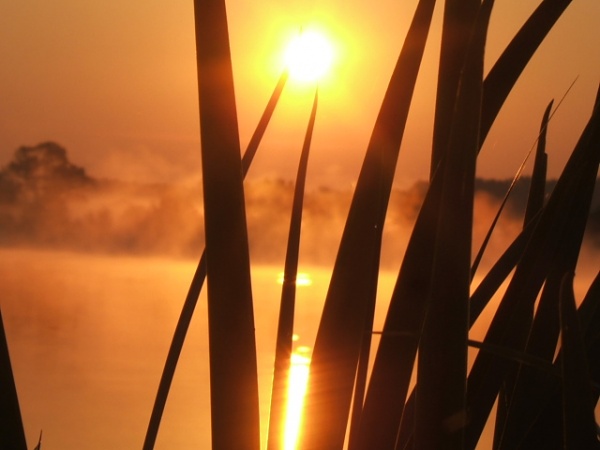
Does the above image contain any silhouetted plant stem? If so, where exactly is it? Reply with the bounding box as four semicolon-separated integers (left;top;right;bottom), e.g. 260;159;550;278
194;0;259;447
471;100;552;279
430;0;481;179
298;0;436;448
465;86;600;449
559;273;599;448
415;2;492;448
143;70;288;450
0;308;28;450
480;0;573;146
266;87;318;450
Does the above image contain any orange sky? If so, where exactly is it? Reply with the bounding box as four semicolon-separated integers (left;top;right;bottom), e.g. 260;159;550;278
1;0;598;187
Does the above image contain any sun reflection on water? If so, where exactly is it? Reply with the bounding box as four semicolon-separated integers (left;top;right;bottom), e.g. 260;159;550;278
283;346;311;450
277;272;313;286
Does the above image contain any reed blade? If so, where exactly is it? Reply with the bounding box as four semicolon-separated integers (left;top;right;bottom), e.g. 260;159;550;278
519;270;600;448
465;86;600;449
0;308;28;450
471;99;552;278
490;100;550;447
559;273;600;449
298;1;436;448
430;0;482;178
194;0;259;448
523;100;552;226
143;71;288;450
415;2;493;449
496;130;596;449
267;88;318;450
480;0;573;145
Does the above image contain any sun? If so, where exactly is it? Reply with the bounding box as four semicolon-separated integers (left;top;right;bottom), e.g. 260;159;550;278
284;30;334;83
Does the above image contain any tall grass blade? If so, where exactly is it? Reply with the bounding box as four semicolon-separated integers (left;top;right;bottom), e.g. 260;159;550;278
267;88;318;450
415;2;493;449
496;117;596;449
523;100;551;226
430;0;481;178
469;217;537;325
559;273;600;449
193;0;259;448
364;172;442;450
581;272;600;408
0;308;28;450
346;273;378;450
142;254;207;450
241;71;289;177
471;99;552;278
579;270;600;334
580;271;600;406
465;86;600;449
32;430;42;450
357;2;494;447
491;99;551;447
480;0;573;145
472;52;576;307
143;71;288;450
298;1;436;448
518;270;600;448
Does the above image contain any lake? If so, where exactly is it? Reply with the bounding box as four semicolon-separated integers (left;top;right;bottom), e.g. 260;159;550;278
1;248;397;449
1;248;596;449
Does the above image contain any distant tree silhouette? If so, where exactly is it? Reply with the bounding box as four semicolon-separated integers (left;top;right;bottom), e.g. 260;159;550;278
2;142;92;192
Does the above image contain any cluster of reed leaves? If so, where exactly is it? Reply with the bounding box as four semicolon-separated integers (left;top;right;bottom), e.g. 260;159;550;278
179;0;600;449
1;0;598;449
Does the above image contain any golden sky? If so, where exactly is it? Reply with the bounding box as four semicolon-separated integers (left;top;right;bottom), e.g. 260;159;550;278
1;0;598;187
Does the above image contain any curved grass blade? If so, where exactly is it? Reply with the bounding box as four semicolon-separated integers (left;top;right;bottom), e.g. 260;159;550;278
469;218;537;325
32;430;42;450
578;271;600;406
465;86;600;450
471;79;575;316
241;71;289;177
559;273;600;449
142;71;288;450
518;270;600;448
490;100;550;446
356;2;493;447
471;99;552;278
298;1;437;448
194;0;259;447
266;88;318;450
579;269;600;335
496;146;597;449
0;308;28;450
480;0;573;146
415;2;493;449
495;274;563;449
430;0;481;178
523;100;552;226
347;231;382;450
581;272;600;405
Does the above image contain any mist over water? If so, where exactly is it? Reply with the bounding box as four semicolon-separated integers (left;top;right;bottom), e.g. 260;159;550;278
1;143;598;268
1;143;599;448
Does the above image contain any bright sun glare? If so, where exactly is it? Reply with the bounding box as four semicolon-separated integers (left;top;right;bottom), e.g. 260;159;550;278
284;30;334;83
283;348;311;450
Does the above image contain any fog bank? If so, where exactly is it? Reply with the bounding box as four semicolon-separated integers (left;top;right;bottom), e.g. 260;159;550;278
1;142;598;268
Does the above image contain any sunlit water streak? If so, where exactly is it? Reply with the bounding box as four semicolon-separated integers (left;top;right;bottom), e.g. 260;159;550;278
283;348;311;450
